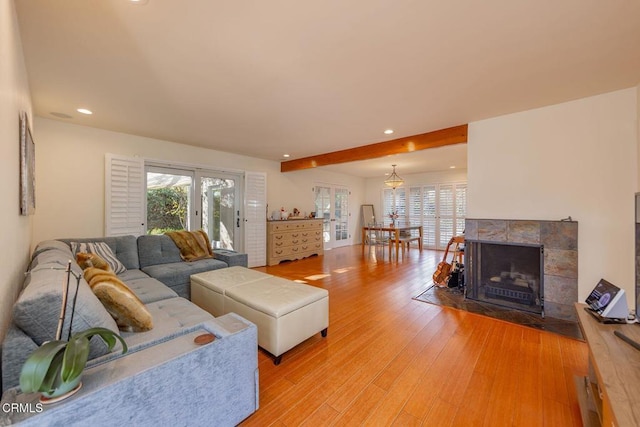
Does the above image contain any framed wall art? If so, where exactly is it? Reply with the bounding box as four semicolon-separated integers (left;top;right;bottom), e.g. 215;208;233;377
19;112;35;215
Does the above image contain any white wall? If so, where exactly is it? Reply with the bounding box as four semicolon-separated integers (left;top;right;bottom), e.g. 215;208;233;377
33;118;365;248
0;0;33;341
468;88;638;300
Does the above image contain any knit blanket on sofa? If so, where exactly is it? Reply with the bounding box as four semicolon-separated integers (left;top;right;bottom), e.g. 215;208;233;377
166;230;214;262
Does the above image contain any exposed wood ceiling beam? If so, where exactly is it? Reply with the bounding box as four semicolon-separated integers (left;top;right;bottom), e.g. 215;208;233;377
280;124;468;173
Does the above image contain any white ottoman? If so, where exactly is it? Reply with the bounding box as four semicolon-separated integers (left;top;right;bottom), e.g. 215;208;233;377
191;267;329;364
191;267;270;317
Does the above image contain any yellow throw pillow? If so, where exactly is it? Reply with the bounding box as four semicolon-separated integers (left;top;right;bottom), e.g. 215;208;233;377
91;278;154;332
165;229;214;262
78;254;153;332
77;252;111;271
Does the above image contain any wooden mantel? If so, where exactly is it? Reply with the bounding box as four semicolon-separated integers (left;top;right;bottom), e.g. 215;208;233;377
280;124;468;173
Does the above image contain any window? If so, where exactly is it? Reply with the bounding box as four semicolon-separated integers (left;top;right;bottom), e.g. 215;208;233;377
382;182;466;250
382;187;406;227
146;166;194;234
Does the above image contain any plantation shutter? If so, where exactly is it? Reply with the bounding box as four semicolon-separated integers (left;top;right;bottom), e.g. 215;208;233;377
382;187;406;226
455;183;467;236
244;171;267;267
105;154;145;236
408;187;422;225
382;189;391;226
382;182;465;249
382;188;393;226
422;185;437;248
396;188;406;225
438;184;455;248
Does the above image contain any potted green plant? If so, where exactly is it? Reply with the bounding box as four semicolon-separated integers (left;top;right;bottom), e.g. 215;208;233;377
19;327;127;400
19;260;127;402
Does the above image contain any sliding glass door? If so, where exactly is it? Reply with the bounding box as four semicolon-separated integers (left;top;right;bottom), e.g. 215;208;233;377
145;165;243;250
197;172;241;250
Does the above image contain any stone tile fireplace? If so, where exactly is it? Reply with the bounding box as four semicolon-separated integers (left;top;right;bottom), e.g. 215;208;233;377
465;219;578;321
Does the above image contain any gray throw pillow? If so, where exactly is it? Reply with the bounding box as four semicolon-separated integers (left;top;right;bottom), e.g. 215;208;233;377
71;241;126;274
13;263;122;358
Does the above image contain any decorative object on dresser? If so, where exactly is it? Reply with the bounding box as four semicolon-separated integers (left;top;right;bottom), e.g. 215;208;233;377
267;218;324;266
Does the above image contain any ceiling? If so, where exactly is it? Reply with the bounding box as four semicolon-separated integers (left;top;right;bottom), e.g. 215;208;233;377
15;0;640;178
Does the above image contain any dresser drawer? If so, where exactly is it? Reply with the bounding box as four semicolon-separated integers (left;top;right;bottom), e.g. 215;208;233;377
270;233;322;249
269;220;322;232
267;219;324;266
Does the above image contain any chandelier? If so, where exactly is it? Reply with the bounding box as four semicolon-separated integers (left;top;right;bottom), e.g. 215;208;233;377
384;164;404;189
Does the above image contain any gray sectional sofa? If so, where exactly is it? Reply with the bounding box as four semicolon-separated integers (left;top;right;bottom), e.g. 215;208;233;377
0;235;258;426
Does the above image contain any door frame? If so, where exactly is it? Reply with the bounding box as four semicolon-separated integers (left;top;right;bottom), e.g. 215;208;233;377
194;170;244;251
314;182;351;250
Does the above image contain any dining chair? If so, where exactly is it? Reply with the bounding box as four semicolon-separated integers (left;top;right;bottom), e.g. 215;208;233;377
368;222;391;259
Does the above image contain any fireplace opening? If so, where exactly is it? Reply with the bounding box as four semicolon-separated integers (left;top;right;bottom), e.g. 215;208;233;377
466;241;544;315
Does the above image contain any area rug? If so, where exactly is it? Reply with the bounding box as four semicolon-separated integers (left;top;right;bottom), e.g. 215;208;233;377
413;284;583;341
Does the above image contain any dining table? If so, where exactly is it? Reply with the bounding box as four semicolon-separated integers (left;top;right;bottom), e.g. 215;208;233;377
361;224;423;261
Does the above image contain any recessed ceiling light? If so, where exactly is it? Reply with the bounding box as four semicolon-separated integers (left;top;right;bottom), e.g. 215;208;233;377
50;112;73;119
384;129;394;135
77;108;93;115
450;166;456;169
283;154;290;158
129;0;149;4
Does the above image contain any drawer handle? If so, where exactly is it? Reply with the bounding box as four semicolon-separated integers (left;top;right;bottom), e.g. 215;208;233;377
292;240;299;244
292;247;299;252
275;250;283;255
302;246;308;250
275;242;283;247
275;235;283;240
302;239;308;243
302;232;309;236
292;233;299;237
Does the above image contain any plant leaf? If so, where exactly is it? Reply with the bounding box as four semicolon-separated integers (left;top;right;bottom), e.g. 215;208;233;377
40;352;65;394
19;341;67;393
20;328;127;394
60;328;128;382
61;335;90;382
72;327;128;354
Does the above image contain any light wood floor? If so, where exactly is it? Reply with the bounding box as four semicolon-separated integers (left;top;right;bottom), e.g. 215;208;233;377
242;245;588;426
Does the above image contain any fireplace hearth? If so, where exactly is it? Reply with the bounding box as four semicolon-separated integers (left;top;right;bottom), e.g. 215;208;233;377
465;219;578;321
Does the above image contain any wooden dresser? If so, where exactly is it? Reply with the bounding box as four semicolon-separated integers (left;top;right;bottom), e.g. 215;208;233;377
575;303;640;426
267;219;324;266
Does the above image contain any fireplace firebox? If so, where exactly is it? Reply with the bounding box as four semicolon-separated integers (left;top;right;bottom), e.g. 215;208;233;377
466;241;544;315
